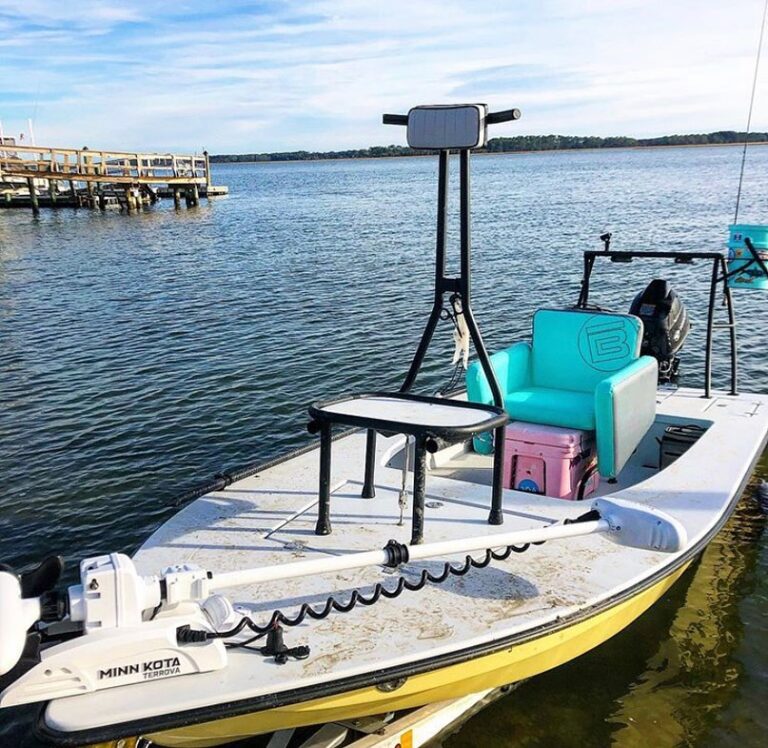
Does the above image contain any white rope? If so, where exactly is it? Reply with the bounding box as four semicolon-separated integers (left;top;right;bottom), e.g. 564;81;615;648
734;0;768;223
398;436;411;526
451;295;470;369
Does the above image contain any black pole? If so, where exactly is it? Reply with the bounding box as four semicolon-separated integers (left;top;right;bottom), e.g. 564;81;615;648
459;151;503;409
400;307;442;394
704;257;719;398
401;150;450;393
411;436;427;544
459;150;505;524
721;256;738;395
362;429;377;498
578;254;595;307
315;423;332;535
435;150;449;290
459;150;471;304
488;424;506;525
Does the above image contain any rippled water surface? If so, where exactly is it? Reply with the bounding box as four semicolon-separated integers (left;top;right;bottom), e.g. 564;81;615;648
1;146;767;746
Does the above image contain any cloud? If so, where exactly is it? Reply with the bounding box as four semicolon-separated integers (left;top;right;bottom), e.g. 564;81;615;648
0;0;765;152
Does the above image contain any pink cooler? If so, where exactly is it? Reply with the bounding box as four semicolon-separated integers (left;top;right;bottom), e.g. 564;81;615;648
503;421;598;500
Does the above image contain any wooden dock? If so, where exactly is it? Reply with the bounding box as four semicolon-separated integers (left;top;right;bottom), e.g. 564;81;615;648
0;142;228;214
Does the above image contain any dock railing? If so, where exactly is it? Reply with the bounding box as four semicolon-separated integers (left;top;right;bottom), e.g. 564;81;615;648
0;144;209;185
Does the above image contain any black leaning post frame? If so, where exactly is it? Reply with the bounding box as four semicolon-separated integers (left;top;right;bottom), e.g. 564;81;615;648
310;107;521;542
396;146;507;525
577;248;741;398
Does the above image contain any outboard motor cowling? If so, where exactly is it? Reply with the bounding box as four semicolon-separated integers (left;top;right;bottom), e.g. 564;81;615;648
629;279;690;382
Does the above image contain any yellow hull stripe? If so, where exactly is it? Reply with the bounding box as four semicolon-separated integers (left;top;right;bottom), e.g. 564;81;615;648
139;565;689;748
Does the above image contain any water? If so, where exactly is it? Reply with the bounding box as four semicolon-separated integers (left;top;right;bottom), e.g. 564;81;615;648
1;145;767;746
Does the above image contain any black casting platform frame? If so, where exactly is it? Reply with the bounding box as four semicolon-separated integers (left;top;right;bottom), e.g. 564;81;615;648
396;148;507;524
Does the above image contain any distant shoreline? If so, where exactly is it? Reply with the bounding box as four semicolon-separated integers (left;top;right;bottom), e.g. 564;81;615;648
211;133;768;165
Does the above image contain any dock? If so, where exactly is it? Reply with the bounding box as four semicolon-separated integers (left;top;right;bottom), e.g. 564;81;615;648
0;141;228;214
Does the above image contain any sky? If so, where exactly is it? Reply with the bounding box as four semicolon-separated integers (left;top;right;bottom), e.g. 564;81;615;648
0;0;767;153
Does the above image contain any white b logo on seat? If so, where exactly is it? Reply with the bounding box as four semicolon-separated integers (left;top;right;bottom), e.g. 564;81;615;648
578;317;631;372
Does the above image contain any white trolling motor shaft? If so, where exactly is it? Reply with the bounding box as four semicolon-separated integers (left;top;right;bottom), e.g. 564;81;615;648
207;497;686;592
0;497;686;706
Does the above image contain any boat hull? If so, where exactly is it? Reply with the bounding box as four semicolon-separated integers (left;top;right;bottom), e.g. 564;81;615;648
147;563;690;747
36;387;768;746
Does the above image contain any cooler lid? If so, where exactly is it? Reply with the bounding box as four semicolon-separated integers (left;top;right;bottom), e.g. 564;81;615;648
504;421;593;450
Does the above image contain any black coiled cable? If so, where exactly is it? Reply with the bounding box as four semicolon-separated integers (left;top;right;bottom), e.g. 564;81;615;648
177;539;544;644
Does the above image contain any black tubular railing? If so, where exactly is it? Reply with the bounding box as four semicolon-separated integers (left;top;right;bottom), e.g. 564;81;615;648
577;249;741;398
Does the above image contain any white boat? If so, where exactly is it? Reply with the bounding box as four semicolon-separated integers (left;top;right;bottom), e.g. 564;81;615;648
1;104;767;748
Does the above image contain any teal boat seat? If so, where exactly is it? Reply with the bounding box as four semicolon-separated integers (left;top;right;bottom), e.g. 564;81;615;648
466;308;658;479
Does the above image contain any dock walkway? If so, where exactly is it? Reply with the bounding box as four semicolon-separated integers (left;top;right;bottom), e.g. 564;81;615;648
0;143;228;214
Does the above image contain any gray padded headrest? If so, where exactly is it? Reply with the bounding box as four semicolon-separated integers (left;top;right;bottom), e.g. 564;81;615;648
407;104;488;150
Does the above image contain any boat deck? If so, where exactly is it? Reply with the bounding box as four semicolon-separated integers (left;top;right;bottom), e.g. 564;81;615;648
43;387;768;740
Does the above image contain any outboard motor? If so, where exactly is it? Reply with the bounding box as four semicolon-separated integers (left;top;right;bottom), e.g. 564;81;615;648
629;279;690;382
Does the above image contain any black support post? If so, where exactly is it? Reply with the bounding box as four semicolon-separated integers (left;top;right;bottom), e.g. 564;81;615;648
362;429;377;498
577;253;595;307
27;177;39;216
489;425;505;525
721;256;738;395
401;149;450;393
411;436;427;544
458;150;506;525
315;423;332;535
704;257;719;399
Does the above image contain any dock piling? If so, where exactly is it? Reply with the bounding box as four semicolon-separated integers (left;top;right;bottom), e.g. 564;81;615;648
27;177;39;216
184;184;199;207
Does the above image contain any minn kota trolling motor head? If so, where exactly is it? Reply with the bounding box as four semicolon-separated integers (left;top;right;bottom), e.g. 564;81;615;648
0;553;227;708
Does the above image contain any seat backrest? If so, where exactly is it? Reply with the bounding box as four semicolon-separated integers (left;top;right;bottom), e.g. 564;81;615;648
532;309;643;392
466;347;515;405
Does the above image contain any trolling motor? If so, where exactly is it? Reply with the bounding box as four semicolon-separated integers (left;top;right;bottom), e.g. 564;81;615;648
0;553;227;708
0;496;686;708
629;279;691;382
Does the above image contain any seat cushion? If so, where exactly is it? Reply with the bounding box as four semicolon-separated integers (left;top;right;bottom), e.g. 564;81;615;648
532;309;643;393
504;387;596;430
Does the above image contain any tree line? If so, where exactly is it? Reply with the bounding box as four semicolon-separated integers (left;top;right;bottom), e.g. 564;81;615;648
210;131;768;163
